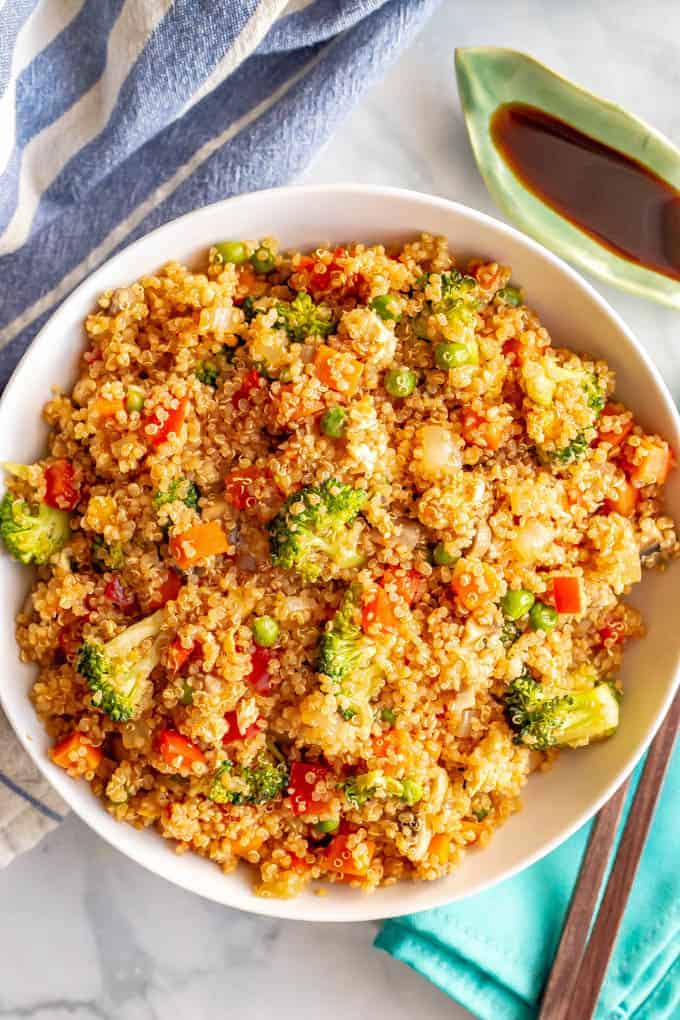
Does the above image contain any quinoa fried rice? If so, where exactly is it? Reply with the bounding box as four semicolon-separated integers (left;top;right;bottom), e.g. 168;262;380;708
4;234;677;899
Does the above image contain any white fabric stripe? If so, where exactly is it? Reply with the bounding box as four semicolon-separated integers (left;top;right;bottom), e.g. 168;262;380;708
282;0;317;13
0;43;329;351
0;0;85;177
179;0;290;118
0;0;174;256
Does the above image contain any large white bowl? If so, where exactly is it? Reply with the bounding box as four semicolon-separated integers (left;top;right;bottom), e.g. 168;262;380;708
1;186;678;922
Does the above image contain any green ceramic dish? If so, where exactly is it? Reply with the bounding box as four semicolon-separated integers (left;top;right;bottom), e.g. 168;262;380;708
455;47;680;309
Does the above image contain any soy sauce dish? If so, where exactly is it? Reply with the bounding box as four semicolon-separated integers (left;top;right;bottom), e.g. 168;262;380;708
0;187;678;922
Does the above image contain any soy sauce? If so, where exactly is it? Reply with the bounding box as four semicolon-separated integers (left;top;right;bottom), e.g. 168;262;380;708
490;102;680;282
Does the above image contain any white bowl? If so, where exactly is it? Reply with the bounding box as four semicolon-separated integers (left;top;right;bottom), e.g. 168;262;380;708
1;185;678;922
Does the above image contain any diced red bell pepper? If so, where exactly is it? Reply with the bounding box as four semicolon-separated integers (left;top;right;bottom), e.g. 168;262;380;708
57;622;84;663
247;646;273;694
598;616;628;646
382;567;426;606
103;575;137;615
225;466;261;510
552;576;584;614
145;396;189;447
222;710;260;745
168;636;200;674
503;339;523;365
149;570;182;610
288;761;332;816
157;730;206;769
232;369;264;408
44;459;80;511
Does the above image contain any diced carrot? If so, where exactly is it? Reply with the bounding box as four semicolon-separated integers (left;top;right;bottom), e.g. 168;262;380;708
361;587;399;633
451;559;502;612
157;730;206;769
225;466;261;510
597;404;633;449
323;833;375;877
288;853;311;875
44;459;80;511
314;345;363;397
93;396;124;420
51;732;102;772
461;410;509;452
428;833;451;866
288;761;333;817
371;728;408;767
624;437;673;487
145;396;189;448
170;520;229;570
381;567;426;606
552;575;585;614
604;478;640;517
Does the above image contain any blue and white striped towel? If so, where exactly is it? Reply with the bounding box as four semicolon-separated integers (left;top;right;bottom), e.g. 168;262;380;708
0;0;440;865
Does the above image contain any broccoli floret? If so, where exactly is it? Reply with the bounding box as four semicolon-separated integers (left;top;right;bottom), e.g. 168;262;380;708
195;360;220;388
417;270;479;343
341;770;423;806
153;479;200;512
76;609;165;722
504;672;620;749
584;373;605;414
501;619;520;647
554;433;589;464
275;292;334;342
92;535;125;571
207;757;288;805
318;585;383;723
268;478;366;581
0;493;70;564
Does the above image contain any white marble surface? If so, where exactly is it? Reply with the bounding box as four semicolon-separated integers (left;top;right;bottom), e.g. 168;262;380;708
3;3;680;1018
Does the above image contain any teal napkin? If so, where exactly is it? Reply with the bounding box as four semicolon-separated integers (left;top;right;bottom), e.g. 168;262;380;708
376;745;679;1020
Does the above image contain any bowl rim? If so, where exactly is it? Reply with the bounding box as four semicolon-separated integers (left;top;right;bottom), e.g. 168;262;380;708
1;183;679;922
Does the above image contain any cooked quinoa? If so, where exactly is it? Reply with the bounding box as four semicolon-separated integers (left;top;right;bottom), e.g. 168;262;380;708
4;234;677;898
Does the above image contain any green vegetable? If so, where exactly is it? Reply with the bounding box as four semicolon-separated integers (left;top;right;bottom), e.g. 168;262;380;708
501;589;535;620
412;312;431;340
505;672;620;749
195;361;219;388
342;770;422;806
529;601;558;632
0;493;70;565
92;535;125;572
76;609;165;722
321;406;347;438
252;615;279;648
125;387;145;413
153;479;200;512
554;433;589;464
251;246;276;274
241;297;256;323
385;367;417;398
276;292;334;342
180;681;194;706
380;706;397;725
434;341;472;370
370;294;401;322
214;241;248;265
472;807;489;821
501;619;520;647
207;757;288;805
433;541;458;566
584;373;605;414
497;285;522;307
268;478;366;581
314;818;339;834
318;585;381;723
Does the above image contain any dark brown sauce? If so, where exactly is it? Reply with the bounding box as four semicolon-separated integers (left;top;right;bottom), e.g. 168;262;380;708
490;102;680;282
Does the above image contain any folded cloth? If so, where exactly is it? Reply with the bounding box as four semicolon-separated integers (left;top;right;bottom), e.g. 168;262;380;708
376;745;680;1020
0;0;440;866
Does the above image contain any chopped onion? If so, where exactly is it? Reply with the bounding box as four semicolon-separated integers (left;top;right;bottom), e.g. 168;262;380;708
455;710;474;738
394;518;424;551
469;520;491;558
512;519;554;562
419;425;462;476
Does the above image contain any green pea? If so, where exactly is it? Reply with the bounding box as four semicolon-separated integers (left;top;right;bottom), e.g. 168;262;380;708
251;246;276;274
501;589;535;620
497;285;522;307
529;601;558;632
380;707;397;725
125;387;145;414
252;615;279;647
370;294;402;322
321;406;347;438
214;241;249;265
385;367;417;398
433;542;458;566
314;818;339;834
401;779;423;806
434;341;472;370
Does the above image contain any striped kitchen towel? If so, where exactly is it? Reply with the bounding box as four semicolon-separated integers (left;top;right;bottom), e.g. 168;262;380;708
0;0;440;865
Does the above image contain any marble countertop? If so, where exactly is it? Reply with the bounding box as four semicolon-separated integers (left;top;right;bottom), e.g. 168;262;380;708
3;3;679;1018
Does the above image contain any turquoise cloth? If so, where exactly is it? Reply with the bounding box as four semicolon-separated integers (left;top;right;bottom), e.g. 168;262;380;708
376;745;679;1020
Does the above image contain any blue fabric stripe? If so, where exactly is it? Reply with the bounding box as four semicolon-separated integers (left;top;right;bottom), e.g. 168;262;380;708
15;0;127;144
0;0;40;103
259;0;391;53
0;769;65;823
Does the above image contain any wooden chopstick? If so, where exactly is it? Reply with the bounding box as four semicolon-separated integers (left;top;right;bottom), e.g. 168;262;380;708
537;779;630;1020
539;689;680;1020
